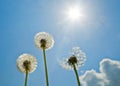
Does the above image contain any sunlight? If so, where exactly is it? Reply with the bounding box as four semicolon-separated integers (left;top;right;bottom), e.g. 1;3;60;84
66;6;83;21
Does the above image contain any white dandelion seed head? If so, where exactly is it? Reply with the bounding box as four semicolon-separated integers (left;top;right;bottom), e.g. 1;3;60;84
17;53;37;73
60;47;86;70
34;32;54;50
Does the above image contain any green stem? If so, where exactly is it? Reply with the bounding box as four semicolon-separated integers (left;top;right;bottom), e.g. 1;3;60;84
24;70;28;86
43;49;49;86
73;64;81;86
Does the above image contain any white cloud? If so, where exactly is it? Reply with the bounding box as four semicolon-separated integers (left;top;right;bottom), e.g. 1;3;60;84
80;58;120;86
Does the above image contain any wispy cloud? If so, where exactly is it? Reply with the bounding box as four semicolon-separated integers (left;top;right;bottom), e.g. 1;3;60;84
80;58;120;86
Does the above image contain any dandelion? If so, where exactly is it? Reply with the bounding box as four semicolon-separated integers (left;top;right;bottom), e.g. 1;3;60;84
34;32;54;50
60;47;86;86
34;32;54;86
17;53;37;86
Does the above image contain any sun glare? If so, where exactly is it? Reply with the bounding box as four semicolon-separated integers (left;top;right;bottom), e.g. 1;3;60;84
67;6;82;21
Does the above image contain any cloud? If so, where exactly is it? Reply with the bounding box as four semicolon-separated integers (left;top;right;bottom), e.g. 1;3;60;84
80;58;120;86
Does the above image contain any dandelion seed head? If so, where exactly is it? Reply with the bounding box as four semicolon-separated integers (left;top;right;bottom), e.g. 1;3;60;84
34;32;54;50
17;53;37;73
60;47;86;70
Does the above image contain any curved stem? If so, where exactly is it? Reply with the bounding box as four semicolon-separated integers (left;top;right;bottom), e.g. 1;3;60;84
43;49;49;86
73;64;81;86
24;70;28;86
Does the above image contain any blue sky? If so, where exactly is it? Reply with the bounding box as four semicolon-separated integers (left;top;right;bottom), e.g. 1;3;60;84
0;0;120;86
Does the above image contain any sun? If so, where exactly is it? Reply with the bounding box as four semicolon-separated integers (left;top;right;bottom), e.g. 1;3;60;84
67;6;82;21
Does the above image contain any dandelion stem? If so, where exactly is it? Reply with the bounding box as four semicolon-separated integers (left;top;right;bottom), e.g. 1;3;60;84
43;49;49;86
73;64;80;86
24;70;28;86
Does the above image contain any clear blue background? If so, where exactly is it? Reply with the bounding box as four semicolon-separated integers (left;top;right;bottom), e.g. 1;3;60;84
0;0;120;86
